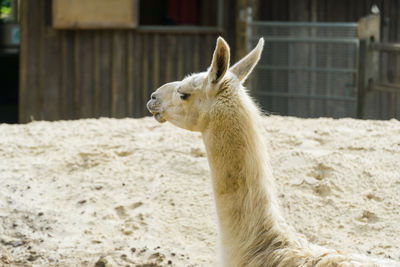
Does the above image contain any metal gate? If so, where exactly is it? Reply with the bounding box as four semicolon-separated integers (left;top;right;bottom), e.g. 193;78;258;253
248;21;359;118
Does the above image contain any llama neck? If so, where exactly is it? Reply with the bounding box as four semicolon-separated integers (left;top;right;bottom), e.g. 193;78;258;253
202;91;293;265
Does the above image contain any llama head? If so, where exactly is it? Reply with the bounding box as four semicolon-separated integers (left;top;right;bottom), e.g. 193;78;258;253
147;37;264;132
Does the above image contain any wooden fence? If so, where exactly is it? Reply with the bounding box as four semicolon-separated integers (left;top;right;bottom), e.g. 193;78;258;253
18;0;400;122
19;0;236;123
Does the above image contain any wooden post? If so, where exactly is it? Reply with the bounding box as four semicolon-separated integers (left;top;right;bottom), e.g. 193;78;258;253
356;14;380;119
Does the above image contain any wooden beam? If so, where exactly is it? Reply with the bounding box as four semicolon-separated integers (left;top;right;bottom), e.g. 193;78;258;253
370;42;400;52
53;0;138;29
19;0;27;122
370;82;400;93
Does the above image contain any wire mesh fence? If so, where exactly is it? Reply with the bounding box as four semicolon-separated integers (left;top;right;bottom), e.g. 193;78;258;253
249;21;359;118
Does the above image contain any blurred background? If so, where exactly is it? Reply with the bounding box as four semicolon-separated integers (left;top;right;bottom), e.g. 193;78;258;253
0;0;399;124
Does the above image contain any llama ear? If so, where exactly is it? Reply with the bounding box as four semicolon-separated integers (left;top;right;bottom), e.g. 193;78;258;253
208;37;230;84
230;38;264;83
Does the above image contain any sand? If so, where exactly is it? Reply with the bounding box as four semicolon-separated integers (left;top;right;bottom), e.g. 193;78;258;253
0;116;399;266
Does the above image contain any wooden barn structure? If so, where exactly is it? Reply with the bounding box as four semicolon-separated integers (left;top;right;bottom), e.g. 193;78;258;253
17;0;239;123
0;0;399;123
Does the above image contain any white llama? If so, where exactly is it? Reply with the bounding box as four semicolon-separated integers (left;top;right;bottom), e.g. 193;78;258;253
147;37;398;267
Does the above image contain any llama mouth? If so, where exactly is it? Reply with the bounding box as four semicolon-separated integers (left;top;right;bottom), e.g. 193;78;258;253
154;112;167;123
147;100;166;123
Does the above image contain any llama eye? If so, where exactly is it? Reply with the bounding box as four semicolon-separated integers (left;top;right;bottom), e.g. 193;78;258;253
179;93;190;100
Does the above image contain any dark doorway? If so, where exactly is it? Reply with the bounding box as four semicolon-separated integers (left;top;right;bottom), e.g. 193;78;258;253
0;52;18;123
0;0;19;123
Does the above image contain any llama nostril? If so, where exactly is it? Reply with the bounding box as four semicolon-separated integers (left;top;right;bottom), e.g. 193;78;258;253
151;93;157;100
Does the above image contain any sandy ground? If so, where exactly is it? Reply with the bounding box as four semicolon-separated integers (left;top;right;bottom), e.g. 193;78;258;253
0;116;399;267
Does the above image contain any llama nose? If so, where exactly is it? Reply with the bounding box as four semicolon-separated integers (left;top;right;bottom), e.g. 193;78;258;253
151;92;157;100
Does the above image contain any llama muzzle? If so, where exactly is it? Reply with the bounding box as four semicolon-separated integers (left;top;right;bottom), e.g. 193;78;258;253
146;100;166;123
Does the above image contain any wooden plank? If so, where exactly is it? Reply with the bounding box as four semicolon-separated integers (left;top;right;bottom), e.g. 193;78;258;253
111;31;118;117
133;33;143;117
73;32;81;119
395;0;400;120
120;31;128;117
60;31;75;119
181;36;188;75
78;31;94;118
53;0;138;29
119;31;128;117
111;31;127;118
371;42;400;52
43;0;61;121
157;35;167;86
397;91;400;119
165;35;174;82
141;34;149;117
93;31;100;116
146;34;154;109
18;0;28;122
42;32;61;121
153;34;160;90
98;31;112;117
371;82;400;93
176;36;184;80
127;31;135;117
388;0;399;118
37;0;46;120
391;92;397;118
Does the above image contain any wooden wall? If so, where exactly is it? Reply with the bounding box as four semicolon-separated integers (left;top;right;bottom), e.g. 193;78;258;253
255;0;400;119
19;0;236;123
19;0;399;121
